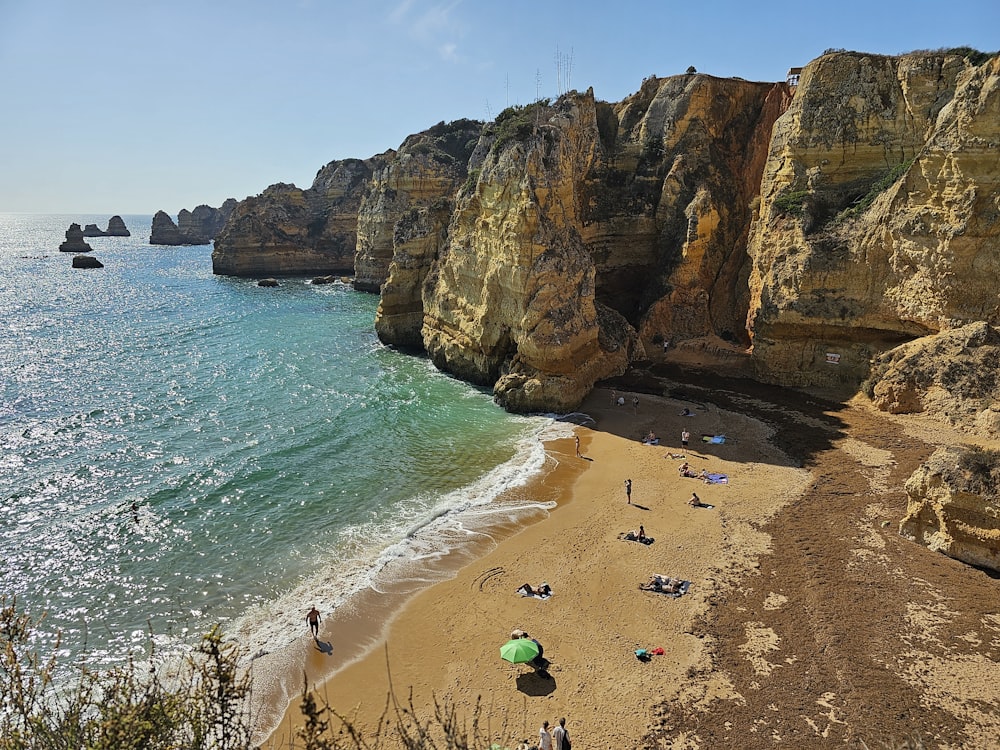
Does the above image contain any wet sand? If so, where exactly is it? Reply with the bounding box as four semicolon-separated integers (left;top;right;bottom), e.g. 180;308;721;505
261;375;1000;749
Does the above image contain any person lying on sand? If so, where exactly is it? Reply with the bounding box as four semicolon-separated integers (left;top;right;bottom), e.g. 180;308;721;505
640;575;683;594
517;583;552;597
665;452;685;459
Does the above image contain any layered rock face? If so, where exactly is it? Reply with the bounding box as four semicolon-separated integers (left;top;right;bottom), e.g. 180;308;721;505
212;161;373;276
747;52;1000;388
414;78;783;411
901;446;1000;573
150;201;236;245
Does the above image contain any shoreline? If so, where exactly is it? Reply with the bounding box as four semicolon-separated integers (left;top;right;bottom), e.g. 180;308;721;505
261;386;809;747
249;421;585;744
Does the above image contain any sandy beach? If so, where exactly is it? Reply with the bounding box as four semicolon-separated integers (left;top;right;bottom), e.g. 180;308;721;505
261;373;1000;749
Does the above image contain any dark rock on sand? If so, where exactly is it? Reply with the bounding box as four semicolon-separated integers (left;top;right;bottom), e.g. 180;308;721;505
258;278;279;287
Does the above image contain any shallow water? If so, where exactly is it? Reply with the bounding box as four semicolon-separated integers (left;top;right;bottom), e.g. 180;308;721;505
0;213;560;665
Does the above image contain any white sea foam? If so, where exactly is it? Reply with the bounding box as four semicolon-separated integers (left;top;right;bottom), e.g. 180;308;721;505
213;413;564;664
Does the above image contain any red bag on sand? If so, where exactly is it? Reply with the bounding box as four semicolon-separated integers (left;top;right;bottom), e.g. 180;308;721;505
652;647;665;655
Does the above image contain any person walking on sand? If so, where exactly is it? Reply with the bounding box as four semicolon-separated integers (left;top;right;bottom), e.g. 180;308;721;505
539;720;553;750
681;429;690;448
552;717;568;750
575;435;580;458
306;606;321;638
625;478;632;504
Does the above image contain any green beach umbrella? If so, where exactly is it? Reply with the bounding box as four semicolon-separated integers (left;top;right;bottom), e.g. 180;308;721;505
500;638;539;664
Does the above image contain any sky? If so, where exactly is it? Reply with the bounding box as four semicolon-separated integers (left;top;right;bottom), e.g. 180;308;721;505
1;0;997;214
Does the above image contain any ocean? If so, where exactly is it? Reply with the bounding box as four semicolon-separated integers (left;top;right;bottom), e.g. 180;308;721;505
0;213;564;669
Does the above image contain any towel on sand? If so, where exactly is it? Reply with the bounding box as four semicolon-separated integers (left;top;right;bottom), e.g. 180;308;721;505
705;473;728;484
701;434;726;444
519;586;553;600
621;532;655;545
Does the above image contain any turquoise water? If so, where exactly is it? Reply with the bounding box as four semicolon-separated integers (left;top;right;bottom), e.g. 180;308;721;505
0;214;559;665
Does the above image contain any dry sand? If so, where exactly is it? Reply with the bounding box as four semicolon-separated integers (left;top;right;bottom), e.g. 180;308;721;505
262;374;1000;749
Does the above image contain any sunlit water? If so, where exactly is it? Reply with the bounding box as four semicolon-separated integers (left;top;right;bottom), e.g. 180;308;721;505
0;214;563;666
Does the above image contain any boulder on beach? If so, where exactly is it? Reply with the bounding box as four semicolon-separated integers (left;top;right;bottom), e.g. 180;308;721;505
258;278;279;287
72;255;104;269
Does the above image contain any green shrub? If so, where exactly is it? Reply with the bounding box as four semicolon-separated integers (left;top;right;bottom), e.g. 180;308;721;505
835;159;914;221
773;189;810;216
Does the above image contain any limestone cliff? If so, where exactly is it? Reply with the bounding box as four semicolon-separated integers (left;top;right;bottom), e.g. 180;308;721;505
746;51;1000;389
901;445;1000;573
357;119;481;299
415;76;783;412
212;160;374;277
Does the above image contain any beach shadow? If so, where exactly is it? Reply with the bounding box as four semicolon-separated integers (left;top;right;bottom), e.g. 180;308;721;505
579;456;594;462
630;503;650;511
314;639;333;655
515;669;556;696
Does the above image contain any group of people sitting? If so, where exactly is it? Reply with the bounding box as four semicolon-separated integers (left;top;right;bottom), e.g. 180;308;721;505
677;462;713;482
517;582;552;597
639;575;685;594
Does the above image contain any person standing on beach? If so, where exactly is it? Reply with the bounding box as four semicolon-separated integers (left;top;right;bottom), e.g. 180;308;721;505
539;720;553;750
306;606;321;638
575;435;580;458
552;717;568;750
681;429;690;448
625;478;632;504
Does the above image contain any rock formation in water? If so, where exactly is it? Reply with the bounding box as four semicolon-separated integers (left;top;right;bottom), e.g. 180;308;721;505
212;161;374;276
901;445;1000;573
58;223;93;253
72;255;104;269
81;216;131;237
150;200;236;245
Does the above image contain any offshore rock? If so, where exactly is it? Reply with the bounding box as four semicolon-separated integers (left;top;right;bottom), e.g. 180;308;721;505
901;445;1000;573
366;119;481;346
415;76;783;412
212;160;374;277
867;322;1000;434
746;51;1000;390
106;215;130;236
150;201;236;245
58;223;93;253
81;216;131;237
72;255;104;269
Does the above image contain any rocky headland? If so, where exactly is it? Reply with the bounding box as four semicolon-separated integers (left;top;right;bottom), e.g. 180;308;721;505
212;49;999;422
150;200;237;245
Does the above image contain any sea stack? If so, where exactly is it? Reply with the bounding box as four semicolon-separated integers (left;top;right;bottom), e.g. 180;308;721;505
58;223;93;253
105;216;130;236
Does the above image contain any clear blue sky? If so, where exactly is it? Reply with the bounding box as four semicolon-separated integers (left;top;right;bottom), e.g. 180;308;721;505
2;0;996;214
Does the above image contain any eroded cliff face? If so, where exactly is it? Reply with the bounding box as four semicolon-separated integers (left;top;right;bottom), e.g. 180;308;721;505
415;76;784;412
747;52;1000;388
901;445;1000;573
357;119;481;297
212;159;374;277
